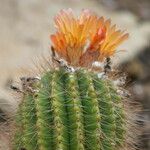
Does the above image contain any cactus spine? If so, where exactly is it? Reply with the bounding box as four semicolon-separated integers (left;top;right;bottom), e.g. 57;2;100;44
14;69;127;150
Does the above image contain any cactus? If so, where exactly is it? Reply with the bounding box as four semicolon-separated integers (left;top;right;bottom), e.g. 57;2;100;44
14;69;126;150
12;9;138;150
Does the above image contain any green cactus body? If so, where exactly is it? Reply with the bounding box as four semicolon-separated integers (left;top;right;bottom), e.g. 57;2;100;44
14;69;126;150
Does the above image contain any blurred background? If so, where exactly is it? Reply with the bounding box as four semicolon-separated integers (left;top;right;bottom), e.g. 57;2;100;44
0;0;149;149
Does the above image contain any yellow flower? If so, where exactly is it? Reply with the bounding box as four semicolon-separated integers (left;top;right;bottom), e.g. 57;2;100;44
50;9;129;67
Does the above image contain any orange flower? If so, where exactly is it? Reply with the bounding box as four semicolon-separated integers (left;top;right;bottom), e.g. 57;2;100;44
50;9;129;67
